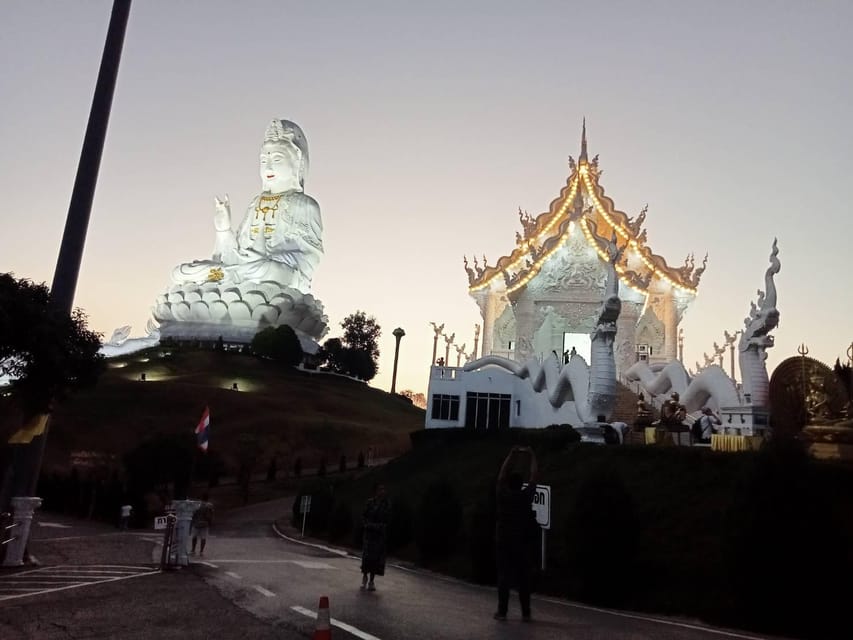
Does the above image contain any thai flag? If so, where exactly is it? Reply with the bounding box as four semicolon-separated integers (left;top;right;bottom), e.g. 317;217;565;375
195;406;210;452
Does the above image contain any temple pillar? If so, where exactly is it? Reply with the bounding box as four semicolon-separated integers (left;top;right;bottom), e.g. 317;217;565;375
616;303;640;379
514;293;535;361
663;290;678;361
480;292;496;358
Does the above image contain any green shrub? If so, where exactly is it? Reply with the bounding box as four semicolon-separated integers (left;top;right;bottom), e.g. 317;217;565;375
415;480;464;565
387;497;414;552
327;501;353;543
566;468;639;606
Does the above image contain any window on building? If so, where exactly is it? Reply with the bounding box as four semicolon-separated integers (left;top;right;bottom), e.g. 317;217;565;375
465;392;511;430
430;394;460;421
515;400;521;416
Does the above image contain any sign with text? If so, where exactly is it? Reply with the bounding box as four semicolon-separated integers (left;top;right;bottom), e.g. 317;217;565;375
154;516;169;530
300;495;312;514
523;484;551;530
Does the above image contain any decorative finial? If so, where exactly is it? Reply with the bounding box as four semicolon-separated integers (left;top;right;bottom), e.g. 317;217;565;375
579;117;588;162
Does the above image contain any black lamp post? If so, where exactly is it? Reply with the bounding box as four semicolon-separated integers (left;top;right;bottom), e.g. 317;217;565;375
390;328;405;394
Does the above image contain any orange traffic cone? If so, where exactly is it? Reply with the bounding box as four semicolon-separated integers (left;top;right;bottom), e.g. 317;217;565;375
313;595;331;640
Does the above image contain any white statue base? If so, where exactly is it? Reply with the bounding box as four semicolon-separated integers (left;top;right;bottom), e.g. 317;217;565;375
719;405;769;437
153;281;328;345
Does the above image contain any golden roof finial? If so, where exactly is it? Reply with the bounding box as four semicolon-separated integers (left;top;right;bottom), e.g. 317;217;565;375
579;117;588;163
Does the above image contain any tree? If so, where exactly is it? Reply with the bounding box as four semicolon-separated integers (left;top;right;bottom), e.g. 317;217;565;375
251;325;303;367
341;311;381;360
0;273;104;417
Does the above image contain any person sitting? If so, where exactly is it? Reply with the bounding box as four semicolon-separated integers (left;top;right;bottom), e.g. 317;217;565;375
660;392;687;427
172;119;323;293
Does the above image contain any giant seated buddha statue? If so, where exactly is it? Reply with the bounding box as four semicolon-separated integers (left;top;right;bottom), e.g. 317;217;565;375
153;119;329;344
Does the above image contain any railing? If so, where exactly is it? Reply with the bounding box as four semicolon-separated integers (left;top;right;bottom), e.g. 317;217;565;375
0;511;20;564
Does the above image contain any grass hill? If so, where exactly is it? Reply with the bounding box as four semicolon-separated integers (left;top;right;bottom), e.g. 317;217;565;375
1;347;424;473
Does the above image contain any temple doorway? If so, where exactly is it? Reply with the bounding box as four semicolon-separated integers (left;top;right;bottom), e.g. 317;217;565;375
562;332;591;363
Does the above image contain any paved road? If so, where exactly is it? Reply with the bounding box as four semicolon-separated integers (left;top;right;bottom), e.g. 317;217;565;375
195;498;786;640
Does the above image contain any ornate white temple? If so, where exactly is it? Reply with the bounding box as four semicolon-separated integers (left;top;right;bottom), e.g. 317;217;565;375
425;123;709;430
465;122;705;377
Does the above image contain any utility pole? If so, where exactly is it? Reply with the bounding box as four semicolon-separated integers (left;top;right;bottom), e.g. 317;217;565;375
16;0;132;498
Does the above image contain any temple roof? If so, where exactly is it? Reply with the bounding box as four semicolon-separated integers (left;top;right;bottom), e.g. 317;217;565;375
464;122;707;298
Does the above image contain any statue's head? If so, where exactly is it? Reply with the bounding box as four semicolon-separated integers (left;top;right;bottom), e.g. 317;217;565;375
260;119;309;193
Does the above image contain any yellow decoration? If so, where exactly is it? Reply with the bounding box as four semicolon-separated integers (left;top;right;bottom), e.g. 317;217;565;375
207;267;225;282
8;414;49;445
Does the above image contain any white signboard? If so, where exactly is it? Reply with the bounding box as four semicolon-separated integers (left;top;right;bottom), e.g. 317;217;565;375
154;516;169;530
523;484;551;530
300;495;312;514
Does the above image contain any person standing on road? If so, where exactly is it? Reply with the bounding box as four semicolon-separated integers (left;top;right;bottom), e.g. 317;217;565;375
119;503;133;530
360;482;390;591
494;446;538;622
191;493;214;556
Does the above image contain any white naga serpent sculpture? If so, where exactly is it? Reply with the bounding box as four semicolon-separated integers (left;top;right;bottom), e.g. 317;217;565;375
626;239;780;412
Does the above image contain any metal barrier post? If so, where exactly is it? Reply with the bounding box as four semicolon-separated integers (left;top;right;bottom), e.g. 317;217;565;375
159;512;177;570
1;497;42;567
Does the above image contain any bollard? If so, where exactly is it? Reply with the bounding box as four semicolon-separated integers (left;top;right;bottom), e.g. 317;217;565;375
1;497;42;567
169;500;200;567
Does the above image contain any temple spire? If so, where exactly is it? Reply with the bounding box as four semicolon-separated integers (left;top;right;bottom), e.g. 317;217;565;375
579;117;588;162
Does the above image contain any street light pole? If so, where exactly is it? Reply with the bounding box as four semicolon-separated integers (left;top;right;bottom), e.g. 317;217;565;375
390;328;405;394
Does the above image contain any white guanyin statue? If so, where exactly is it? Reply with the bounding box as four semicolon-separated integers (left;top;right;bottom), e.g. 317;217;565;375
153;119;329;345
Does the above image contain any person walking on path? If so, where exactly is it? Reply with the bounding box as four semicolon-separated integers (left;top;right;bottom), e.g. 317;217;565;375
360;482;390;591
191;493;214;556
494;446;538;622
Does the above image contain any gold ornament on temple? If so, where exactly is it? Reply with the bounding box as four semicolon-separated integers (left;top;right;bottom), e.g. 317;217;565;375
207;267;225;283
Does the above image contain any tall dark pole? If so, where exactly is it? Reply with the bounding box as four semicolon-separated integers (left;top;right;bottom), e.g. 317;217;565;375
390;328;405;394
51;0;132;314
17;0;132;498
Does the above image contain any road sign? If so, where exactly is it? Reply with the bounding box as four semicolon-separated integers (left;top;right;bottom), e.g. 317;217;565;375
523;484;551;530
154;516;169;530
299;495;312;514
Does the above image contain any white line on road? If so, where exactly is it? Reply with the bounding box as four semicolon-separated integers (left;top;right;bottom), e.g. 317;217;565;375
0;570;158;602
253;585;275;597
224;571;242;580
197;561;219;568
538;597;769;639
291;605;382;640
272;523;351;557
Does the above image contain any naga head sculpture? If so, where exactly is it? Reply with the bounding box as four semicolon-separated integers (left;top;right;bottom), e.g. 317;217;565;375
739;239;781;353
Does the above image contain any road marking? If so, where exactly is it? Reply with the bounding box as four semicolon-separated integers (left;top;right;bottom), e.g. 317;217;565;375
538;597;769;639
224;571;242;580
197;561;219;568
272;522;350;557
253;585;275;597
291;606;382;640
289;560;334;569
200;559;336;569
36;522;72;529
0;568;158;602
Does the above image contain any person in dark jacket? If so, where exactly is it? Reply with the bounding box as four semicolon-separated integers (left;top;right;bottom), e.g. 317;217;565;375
494;446;538;621
360;483;390;591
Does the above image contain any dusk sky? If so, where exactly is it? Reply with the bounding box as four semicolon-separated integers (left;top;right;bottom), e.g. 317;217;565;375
2;1;852;396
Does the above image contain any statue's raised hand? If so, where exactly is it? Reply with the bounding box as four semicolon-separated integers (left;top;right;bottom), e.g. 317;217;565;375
214;194;231;232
